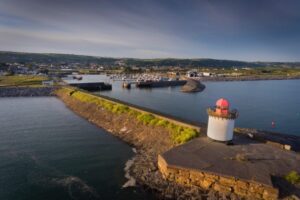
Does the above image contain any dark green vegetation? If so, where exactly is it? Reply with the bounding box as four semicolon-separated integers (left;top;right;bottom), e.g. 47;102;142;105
0;51;116;65
1;51;300;68
61;88;199;144
285;171;300;185
0;75;48;87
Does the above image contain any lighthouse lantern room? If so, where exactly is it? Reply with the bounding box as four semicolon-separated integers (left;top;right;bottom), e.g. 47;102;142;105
207;98;238;142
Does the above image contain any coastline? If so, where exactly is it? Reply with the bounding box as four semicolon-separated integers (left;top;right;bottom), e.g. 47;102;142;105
196;75;300;82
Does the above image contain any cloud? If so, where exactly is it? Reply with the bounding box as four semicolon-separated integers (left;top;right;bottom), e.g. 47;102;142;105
0;0;299;61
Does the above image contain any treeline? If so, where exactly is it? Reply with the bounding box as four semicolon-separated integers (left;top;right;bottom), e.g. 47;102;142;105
0;51;115;65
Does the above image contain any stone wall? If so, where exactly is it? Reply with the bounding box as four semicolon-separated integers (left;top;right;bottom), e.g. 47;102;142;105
0;86;56;97
158;155;279;200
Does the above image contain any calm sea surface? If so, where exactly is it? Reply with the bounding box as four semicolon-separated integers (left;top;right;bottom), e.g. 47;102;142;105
2;76;299;200
0;97;154;200
76;75;300;136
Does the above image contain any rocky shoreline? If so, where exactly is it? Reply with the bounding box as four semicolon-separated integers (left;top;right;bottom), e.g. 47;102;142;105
0;86;56;97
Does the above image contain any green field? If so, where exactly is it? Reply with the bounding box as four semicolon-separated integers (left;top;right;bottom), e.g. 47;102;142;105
0;75;48;87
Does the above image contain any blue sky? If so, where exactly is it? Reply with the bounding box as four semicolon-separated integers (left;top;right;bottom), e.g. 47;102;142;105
0;0;299;61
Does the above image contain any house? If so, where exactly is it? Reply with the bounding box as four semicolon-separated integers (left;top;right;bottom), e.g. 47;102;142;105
203;72;212;77
186;71;198;78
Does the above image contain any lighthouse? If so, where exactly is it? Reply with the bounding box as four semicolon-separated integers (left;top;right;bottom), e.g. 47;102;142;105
207;98;238;142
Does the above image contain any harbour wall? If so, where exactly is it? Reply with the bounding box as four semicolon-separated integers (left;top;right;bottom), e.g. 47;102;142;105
61;86;201;131
55;87;300;199
136;80;187;88
0;86;56;97
68;82;112;91
158;155;279;200
54;86;211;199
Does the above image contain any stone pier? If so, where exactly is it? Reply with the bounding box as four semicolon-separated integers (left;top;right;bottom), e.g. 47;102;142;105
158;135;300;199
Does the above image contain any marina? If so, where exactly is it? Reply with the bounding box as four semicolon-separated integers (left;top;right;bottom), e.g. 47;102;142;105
64;73;188;90
109;73;186;88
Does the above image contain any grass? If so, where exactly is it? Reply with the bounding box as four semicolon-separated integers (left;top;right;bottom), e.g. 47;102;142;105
0;75;48;87
285;171;300;185
59;87;199;144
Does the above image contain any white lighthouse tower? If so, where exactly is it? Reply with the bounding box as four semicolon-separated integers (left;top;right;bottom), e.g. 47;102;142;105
207;98;238;142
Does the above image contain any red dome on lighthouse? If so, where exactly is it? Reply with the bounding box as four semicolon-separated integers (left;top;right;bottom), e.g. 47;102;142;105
216;98;230;108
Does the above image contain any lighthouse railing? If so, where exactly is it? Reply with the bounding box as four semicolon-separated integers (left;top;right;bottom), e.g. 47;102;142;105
207;107;238;119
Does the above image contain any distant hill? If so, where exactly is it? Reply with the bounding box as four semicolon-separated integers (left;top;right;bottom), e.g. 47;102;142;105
0;51;299;68
0;51;116;65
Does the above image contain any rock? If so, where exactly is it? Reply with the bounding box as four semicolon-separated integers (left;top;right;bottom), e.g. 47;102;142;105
181;79;205;93
200;179;214;189
120;127;127;133
213;183;232;194
262;188;279;200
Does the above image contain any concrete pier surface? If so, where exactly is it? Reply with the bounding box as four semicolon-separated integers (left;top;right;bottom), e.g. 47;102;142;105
159;134;300;199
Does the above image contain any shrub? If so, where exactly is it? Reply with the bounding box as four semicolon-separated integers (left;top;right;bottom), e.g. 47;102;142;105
149;118;160;126
156;119;169;127
285;171;300;185
137;113;155;125
128;109;140;117
101;101;114;111
68;89;129;114
169;126;198;144
112;104;129;114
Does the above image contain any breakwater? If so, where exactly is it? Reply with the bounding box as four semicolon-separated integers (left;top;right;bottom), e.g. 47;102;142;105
0;86;56;97
68;82;112;91
55;87;217;199
136;80;187;88
55;87;300;199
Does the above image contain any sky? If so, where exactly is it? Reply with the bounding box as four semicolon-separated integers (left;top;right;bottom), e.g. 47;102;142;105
0;0;300;62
